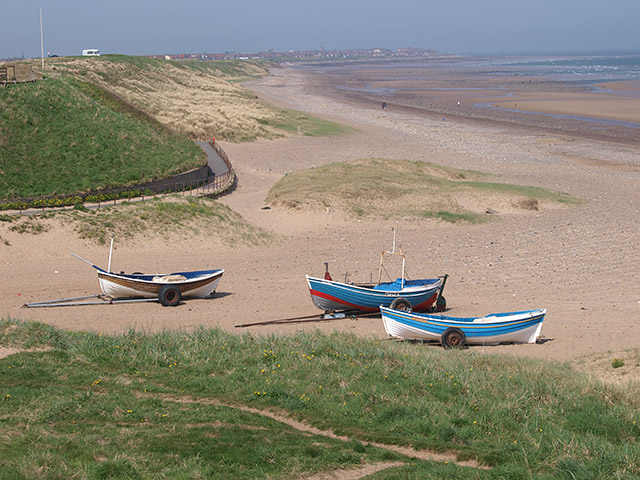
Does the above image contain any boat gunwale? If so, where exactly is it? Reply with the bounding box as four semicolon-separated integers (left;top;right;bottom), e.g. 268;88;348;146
97;267;225;286
306;275;442;295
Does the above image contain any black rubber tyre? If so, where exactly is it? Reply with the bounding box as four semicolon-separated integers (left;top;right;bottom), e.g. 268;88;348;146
159;285;182;307
441;327;466;349
389;297;412;312
435;296;447;312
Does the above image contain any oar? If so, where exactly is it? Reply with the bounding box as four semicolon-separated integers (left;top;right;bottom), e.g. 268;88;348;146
69;252;101;270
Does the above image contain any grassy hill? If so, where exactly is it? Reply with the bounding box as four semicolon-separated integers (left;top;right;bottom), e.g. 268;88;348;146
0;55;350;200
0;76;204;199
39;55;350;142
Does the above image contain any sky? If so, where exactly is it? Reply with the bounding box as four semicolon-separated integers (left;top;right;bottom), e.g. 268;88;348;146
2;0;640;60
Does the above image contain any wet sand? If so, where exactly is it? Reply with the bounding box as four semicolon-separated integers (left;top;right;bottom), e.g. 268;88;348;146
298;57;640;145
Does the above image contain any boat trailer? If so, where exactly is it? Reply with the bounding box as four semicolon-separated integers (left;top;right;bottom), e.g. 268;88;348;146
23;295;159;308
234;310;381;328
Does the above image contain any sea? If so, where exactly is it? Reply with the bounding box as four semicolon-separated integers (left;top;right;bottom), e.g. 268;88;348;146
463;54;640;128
464;53;640;84
310;53;640;129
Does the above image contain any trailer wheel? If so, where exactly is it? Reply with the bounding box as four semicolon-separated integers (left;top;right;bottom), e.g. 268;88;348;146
441;327;466;349
435;295;447;312
389;297;412;312
159;285;181;307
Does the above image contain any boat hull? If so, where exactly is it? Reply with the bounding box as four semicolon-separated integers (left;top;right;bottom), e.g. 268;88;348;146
306;275;442;312
97;268;224;299
380;307;545;344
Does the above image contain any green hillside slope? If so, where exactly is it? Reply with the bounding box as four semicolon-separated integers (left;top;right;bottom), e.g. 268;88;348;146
0;75;204;199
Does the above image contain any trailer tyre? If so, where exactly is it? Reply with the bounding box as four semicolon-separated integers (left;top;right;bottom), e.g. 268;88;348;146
159;285;181;307
441;327;466;349
435;295;447;312
389;297;412;312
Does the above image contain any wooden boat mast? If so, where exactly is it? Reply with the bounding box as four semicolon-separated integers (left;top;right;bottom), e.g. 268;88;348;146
107;237;114;273
377;226;406;288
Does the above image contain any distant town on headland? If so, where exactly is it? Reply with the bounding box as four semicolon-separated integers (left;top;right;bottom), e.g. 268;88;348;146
2;46;439;62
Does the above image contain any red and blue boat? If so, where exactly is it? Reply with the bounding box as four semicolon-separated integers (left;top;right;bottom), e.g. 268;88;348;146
306;230;446;313
306;274;444;313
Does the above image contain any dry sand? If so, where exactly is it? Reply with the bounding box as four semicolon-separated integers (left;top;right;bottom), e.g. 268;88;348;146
2;62;640;380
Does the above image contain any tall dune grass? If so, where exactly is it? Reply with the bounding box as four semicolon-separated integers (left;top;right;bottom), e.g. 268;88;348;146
38;56;341;142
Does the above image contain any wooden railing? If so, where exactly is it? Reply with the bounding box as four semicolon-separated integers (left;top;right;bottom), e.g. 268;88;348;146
209;139;236;195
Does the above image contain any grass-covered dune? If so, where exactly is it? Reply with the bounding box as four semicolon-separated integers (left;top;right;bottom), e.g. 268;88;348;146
39;55;351;142
1;195;273;246
1;320;639;478
266;158;580;222
0;55;352;201
0;76;205;199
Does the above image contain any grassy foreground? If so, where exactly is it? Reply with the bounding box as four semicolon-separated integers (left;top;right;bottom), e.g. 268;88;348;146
266;159;580;222
1;320;639;479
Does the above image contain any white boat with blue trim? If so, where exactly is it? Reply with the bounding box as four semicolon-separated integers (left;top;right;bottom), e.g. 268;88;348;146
69;239;223;306
380;306;546;347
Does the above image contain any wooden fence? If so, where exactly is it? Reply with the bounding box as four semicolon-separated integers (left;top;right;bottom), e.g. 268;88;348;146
0;64;42;86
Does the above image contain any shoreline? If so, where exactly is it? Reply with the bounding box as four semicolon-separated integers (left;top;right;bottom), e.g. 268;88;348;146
287;57;640;146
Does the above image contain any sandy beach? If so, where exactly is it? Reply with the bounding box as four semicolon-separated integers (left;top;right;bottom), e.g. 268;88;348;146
2;58;639;379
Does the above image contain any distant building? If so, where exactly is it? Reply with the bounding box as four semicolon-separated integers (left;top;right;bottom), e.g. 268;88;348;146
397;47;437;56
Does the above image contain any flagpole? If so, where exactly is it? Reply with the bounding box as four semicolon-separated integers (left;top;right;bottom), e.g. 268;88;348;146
40;8;44;68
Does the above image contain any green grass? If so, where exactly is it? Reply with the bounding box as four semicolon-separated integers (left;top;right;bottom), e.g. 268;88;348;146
1;320;639;478
266;158;580;222
28;195;272;246
4;196;272;246
271;109;357;137
0;76;204;200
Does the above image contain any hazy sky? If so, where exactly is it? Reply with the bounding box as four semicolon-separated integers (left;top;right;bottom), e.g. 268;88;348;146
3;0;640;59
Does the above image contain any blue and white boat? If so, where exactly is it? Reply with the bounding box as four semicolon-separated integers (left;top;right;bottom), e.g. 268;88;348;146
306;275;443;313
380;306;546;347
306;229;446;313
